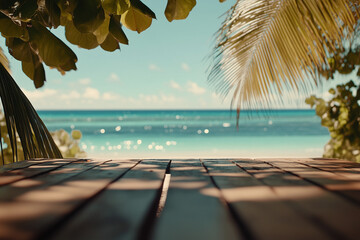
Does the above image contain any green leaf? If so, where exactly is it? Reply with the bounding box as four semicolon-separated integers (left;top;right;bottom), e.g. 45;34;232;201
121;6;152;33
109;16;128;44
65;19;99;49
28;21;77;73
57;0;78;13
305;95;317;108
339;107;349;122
101;0;130;15
327;57;335;68
321;118;332;128
94;14;110;44
35;0;61;28
165;0;196;22
13;0;38;21
0;13;29;41
356;155;360;163
100;34;120;52
315;101;327;116
5;38;32;62
71;130;82;140
57;0;77;21
73;0;105;33
22;52;46;88
130;0;156;19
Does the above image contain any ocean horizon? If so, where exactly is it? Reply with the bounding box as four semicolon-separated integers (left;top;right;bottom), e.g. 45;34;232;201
38;109;329;159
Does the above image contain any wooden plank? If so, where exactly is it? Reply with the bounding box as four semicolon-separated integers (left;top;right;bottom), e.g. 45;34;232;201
237;158;360;240
309;158;360;169
48;160;169;240
290;158;360;180
203;159;331;240
261;159;360;204
0;159;83;186
0;160;138;240
277;158;360;177
0;158;53;172
0;159;104;202
153;159;240;240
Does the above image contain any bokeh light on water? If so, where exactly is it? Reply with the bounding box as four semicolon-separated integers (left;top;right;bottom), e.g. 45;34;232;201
39;110;329;159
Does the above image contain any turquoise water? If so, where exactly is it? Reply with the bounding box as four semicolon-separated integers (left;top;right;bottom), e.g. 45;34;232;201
38;110;330;159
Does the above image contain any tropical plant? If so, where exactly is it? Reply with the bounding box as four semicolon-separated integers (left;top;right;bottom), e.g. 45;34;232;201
209;0;360;160
306;81;360;162
0;61;62;164
0;0;197;87
0;0;199;164
0;115;86;165
210;0;360;112
305;41;360;162
0;110;24;165
51;129;87;158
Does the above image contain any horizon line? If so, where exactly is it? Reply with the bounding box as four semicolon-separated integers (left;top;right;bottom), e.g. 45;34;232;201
36;108;312;111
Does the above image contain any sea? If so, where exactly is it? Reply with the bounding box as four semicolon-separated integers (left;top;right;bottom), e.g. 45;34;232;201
38;109;330;159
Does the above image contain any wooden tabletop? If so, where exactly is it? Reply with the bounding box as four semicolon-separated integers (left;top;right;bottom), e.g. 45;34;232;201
0;158;360;240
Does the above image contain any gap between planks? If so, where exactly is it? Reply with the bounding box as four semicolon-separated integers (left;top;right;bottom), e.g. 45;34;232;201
44;160;171;240
260;158;360;206
234;158;360;240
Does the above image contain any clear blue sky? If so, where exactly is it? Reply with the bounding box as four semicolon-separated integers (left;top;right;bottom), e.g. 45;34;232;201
1;0;335;110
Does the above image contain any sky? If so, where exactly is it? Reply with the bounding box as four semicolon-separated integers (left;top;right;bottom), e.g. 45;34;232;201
0;0;340;110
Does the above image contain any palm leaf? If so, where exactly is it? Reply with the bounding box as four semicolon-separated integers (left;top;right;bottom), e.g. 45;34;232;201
0;62;62;164
210;0;359;110
0;47;10;73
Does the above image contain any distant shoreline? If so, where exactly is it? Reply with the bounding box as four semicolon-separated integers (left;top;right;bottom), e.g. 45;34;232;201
37;109;326;159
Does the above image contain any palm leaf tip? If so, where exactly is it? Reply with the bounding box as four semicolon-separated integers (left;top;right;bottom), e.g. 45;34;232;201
210;0;359;110
0;62;62;163
0;47;10;73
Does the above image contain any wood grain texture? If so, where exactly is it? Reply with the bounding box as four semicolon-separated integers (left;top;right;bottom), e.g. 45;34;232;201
0;159;82;186
261;158;360;204
0;158;359;240
0;160;138;240
153;159;241;240
48;160;168;240
0;160;104;202
0;159;58;173
203;159;331;240
243;158;360;240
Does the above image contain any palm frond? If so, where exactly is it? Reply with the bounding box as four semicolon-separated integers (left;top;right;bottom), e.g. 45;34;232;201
210;0;359;110
0;63;62;164
0;47;10;73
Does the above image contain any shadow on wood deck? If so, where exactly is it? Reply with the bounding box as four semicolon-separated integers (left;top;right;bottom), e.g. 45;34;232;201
0;158;359;240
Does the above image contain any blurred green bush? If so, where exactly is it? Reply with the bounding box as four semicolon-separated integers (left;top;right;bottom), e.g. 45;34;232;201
0;111;86;165
51;129;87;158
306;80;360;162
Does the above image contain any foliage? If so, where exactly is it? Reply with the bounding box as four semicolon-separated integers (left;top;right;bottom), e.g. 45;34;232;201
0;0;201;88
0;47;9;72
0;111;24;165
51;129;86;158
209;0;360;161
306;26;360;162
0;127;86;166
0;109;85;165
210;0;360;110
306;80;360;162
0;0;210;164
0;62;62;164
